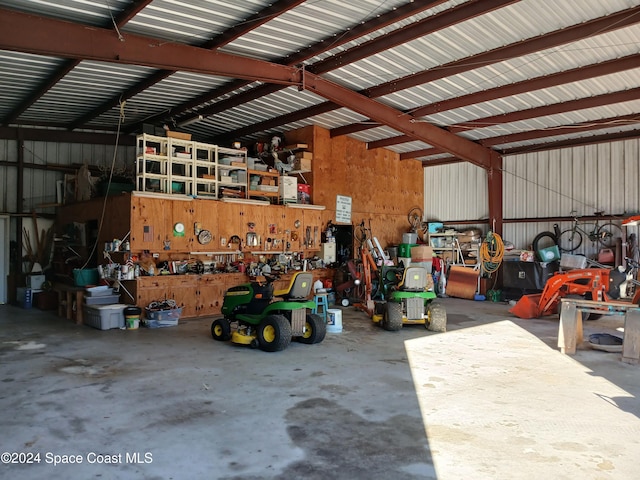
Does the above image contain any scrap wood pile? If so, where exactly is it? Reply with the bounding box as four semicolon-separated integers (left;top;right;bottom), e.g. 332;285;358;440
22;213;54;272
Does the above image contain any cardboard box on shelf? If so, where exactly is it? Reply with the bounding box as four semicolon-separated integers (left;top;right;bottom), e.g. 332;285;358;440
166;131;192;141
411;245;433;262
295;151;313;160
294;158;311;171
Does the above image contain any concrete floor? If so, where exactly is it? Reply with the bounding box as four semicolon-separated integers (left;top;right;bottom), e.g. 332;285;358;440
1;297;639;480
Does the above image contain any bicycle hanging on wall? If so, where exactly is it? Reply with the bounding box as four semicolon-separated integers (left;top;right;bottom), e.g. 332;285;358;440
556;211;622;253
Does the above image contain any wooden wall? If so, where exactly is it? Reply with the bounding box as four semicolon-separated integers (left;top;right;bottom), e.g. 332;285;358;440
286;125;424;248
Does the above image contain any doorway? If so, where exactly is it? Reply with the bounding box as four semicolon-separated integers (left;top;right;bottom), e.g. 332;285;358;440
333;224;353;263
0;215;9;303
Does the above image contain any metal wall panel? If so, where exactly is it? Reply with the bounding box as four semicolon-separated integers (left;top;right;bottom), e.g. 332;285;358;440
423;162;488;223
0;139;135;215
425;138;640;258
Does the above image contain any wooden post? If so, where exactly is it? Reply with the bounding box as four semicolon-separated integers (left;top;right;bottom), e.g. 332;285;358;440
622;309;640;364
558;301;582;355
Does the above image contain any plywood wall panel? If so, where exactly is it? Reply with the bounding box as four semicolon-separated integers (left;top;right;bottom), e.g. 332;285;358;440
287;126;423;249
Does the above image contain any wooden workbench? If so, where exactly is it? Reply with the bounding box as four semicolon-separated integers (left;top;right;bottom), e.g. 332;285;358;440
53;283;86;325
558;298;640;364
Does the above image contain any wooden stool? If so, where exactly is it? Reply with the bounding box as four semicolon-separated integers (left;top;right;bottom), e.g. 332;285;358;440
53;284;85;325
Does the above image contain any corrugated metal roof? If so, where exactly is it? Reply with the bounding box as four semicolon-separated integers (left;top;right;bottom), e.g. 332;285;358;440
1;0;132;26
0;0;638;163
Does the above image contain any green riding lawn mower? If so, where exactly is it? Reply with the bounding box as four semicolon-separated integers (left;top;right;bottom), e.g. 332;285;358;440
371;265;447;332
211;271;326;352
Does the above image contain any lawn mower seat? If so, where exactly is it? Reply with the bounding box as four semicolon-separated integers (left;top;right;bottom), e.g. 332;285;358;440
274;272;313;300
399;266;427;292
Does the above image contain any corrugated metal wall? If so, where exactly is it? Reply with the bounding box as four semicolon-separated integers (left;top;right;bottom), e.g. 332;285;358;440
424;138;640;258
0;139;135;215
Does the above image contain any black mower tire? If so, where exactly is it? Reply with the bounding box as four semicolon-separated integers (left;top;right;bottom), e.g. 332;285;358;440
257;314;292;352
427;302;447;332
211;318;231;341
532;231;557;252
298;313;327;344
383;301;403;331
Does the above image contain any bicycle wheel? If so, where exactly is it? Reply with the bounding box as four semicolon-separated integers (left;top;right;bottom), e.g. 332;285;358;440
354;223;368;247
558;228;583;252
407;207;423;230
597;222;622;248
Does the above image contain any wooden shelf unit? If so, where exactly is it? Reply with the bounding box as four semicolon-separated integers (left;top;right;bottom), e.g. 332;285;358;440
248;169;279;202
429;232;479;266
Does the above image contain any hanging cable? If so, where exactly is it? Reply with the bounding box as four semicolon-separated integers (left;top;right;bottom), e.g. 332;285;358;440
80;99;126;271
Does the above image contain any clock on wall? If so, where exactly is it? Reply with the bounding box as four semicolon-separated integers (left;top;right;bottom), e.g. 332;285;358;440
173;222;185;237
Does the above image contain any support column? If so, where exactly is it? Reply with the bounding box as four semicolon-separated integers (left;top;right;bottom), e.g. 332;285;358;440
487;155;503;236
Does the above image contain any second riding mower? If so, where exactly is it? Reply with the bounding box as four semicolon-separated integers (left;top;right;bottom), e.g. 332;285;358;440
371;265;447;332
210;271;326;352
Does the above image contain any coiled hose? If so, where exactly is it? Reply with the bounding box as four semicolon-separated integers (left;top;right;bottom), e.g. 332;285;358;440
480;231;504;274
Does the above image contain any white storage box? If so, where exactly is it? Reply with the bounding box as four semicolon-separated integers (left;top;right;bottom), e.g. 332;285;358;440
560;254;588;270
321;243;336;263
85;285;114;296
85;294;120;305
279;176;297;203
83;304;126;330
26;274;46;290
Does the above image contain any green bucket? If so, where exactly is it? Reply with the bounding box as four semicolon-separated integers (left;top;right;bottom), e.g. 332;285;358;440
398;243;417;258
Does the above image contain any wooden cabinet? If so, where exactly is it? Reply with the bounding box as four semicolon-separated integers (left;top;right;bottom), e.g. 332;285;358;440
168;200;195;252
216;202;247;247
135;275;214;318
196;274;226;316
57;194;330;319
130;195;171;252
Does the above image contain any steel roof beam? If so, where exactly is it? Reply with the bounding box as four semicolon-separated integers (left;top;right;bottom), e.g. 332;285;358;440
375;82;640;150
363;6;640;99
401;114;640;160
210;100;341;143
448;87;640;134
499;130;640;155
367;135;414;150
0;9;303;85
0;126;135;145
2;59;78;126
235;6;640;141
131;0;456;132
75;0;306;131
307;0;517;74
331;54;640;138
480;114;640;147
303;72;501;169
1;0;153;126
0;8;499;166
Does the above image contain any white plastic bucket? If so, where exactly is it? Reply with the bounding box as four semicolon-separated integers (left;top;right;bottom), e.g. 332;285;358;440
327;309;343;333
126;317;140;330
